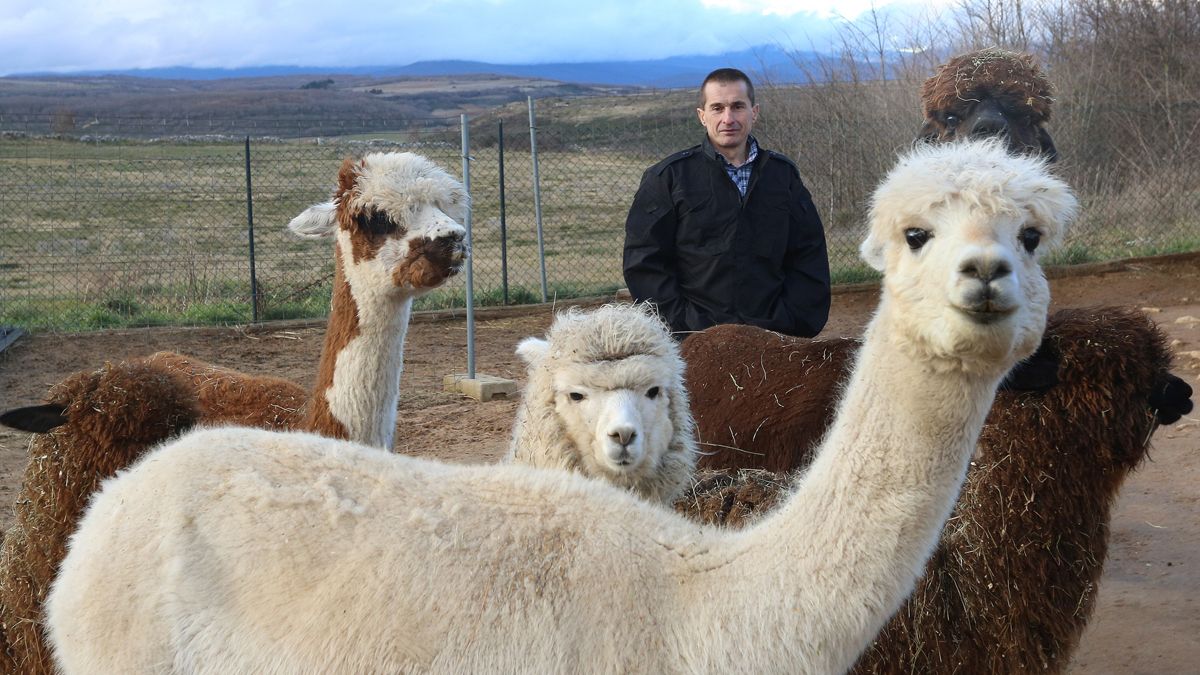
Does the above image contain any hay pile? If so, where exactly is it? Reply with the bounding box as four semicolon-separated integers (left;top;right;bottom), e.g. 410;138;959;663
674;468;793;527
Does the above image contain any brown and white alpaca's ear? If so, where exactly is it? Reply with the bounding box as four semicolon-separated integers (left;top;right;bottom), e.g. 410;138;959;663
516;337;550;367
287;201;338;239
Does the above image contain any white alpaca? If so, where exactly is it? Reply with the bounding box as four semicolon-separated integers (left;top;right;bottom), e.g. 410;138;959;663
45;139;1077;674
288;151;468;448
504;303;697;503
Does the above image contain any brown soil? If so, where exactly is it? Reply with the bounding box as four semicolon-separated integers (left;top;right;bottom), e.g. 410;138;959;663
1;253;1198;673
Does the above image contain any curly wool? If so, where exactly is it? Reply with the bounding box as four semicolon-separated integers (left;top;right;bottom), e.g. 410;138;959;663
0;360;200;674
677;306;1173;674
921;47;1054;124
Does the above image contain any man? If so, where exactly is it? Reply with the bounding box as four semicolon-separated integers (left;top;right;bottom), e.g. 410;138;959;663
623;68;830;338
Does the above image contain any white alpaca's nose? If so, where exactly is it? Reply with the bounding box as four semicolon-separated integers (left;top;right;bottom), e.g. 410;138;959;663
599;392;644;468
606;423;641;465
958;256;1012;284
609;426;637;447
953;246;1021;322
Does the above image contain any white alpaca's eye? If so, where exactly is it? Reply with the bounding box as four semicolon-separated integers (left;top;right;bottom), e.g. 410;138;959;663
568;392;585;402
1019;227;1042;253
646;386;660;400
904;228;931;251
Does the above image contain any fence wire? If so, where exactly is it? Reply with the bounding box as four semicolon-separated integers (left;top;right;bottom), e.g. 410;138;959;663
1;102;1197;331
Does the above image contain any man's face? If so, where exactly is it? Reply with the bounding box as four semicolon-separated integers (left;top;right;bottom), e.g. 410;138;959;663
697;80;758;154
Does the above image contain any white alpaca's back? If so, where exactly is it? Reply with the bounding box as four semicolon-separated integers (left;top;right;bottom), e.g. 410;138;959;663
48;426;727;673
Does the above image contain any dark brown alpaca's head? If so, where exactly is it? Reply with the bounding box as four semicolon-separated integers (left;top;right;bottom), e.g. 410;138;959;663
919;48;1058;162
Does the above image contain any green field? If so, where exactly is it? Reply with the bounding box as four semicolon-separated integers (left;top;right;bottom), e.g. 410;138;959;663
2;100;1198;331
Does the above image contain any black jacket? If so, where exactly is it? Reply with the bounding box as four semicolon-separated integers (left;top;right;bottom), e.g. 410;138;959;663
623;136;830;337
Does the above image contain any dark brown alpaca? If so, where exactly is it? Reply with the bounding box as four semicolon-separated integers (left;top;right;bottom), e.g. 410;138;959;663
0;360;200;674
918;47;1058;161
677;307;1187;673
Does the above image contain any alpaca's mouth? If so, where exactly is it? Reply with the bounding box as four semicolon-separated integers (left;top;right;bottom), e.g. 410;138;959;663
956;305;1016;325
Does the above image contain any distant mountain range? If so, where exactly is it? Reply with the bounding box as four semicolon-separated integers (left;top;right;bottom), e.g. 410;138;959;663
11;45;823;88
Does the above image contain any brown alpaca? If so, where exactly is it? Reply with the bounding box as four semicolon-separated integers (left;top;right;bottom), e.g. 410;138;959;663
918;47;1058;161
0;361;201;674
0;151;468;673
677;307;1187;673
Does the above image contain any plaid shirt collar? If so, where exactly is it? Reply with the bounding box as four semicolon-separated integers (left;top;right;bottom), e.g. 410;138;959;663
717;136;758;197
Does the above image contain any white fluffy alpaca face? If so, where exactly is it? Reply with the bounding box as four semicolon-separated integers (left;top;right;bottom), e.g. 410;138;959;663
550;356;674;481
861;140;1077;370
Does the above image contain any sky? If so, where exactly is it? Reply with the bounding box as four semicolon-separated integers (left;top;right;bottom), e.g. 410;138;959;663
0;0;950;76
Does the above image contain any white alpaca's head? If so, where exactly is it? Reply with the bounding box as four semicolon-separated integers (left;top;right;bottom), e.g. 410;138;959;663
287;152;469;297
861;138;1077;373
511;304;697;502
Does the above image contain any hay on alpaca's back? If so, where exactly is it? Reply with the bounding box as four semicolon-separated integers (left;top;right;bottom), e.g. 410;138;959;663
0;360;199;673
145;351;305;429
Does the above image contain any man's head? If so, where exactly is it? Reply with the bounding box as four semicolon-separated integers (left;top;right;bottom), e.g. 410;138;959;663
697;68;758;159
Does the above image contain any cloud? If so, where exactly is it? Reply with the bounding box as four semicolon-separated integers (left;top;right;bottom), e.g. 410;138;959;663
0;0;936;75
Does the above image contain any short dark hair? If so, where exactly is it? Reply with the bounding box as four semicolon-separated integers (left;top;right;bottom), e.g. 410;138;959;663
698;68;755;107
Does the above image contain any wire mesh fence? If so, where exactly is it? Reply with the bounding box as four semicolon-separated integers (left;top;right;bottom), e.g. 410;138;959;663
1;95;1197;332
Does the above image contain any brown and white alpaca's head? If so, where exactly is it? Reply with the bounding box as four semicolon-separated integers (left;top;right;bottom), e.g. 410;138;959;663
919;48;1058;162
861;138;1077;374
288;152;468;296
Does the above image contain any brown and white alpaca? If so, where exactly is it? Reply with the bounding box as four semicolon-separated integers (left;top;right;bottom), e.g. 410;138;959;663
46;139;1076;674
285;151;467;448
2;151;467;447
0;151;467;674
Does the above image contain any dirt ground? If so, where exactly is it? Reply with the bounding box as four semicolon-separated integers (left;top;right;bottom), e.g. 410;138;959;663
1;253;1197;673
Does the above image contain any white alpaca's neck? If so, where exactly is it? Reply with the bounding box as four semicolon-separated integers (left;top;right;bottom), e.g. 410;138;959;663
727;300;1006;672
304;242;414;449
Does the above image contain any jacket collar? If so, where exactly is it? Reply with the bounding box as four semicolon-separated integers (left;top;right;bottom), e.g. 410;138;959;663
700;134;763;168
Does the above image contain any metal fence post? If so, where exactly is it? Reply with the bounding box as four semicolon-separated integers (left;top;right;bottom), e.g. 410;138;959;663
528;96;549;303
461;114;476;379
498;119;509;305
243;136;260;323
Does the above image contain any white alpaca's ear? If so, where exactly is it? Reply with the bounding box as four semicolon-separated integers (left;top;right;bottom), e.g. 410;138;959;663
287;201;338;239
1024;183;1078;251
516;337;550;366
859;232;887;272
